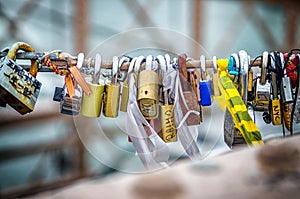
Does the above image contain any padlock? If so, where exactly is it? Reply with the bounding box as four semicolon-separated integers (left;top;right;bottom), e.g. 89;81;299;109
254;77;270;111
247;69;254;101
199;55;212;106
81;54;105;117
0;42;42;114
281;76;293;103
119;56;133;112
103;56;121;118
270;72;282;125
260;51;268;85
160;68;177;143
53;87;64;102
137;56;159;120
178;54;201;126
60;86;81;115
282;103;292;131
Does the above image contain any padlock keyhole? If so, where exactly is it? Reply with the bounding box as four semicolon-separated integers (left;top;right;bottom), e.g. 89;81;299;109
145;91;148;95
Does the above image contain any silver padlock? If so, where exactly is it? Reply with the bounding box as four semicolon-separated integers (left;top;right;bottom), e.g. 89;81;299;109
0;42;42;114
281;77;293;103
254;77;270;111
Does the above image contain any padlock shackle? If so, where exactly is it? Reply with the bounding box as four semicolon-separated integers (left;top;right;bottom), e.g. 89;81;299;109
8;42;38;78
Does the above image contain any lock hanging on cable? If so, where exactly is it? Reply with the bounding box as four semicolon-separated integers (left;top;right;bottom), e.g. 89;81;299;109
137;55;159;120
60;86;81;115
81;53;105;117
0;42;42;114
178;54;201;126
103;56;121;118
158;55;177;142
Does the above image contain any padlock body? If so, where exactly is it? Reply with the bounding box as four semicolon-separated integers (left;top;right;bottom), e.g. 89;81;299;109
271;99;282;125
0;57;41;114
81;83;104;117
179;91;201;125
53;87;64;102
281;77;293;103
137;70;159;119
254;80;270;111
200;81;212;106
161;104;177;142
103;83;120;118
283;103;291;131
60;95;81;115
120;83;129;112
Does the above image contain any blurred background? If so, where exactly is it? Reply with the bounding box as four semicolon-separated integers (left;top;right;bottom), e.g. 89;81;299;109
0;0;299;198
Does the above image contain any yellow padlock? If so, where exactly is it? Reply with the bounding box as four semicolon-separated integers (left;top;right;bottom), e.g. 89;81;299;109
81;54;105;117
103;56;121;118
137;56;159;120
271;72;282;125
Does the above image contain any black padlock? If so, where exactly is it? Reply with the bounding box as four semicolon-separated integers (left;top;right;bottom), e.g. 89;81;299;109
53;87;64;102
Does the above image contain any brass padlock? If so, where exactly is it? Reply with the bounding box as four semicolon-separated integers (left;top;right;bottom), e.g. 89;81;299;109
137;55;159;120
178;54;201;126
260;51;268;85
271;71;282;125
81;54;105;117
160;57;177;143
0;42;42;114
119;56;132;112
103;56;121;118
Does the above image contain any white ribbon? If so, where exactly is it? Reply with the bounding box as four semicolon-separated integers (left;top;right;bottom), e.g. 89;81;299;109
163;66;202;160
125;72;169;169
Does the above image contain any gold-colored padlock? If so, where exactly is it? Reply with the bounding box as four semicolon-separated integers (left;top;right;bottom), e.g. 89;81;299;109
81;54;105;117
120;80;129;112
119;56;133;112
271;72;282;125
161;91;177;142
103;56;121;118
0;42;42;114
137;56;159;120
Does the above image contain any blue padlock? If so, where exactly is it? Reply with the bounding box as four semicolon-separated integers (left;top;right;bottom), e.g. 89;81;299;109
200;81;212;106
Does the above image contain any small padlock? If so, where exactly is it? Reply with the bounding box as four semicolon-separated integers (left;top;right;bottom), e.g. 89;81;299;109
282;103;292;131
281;76;293;103
178;54;201;126
137;56;159;120
60;86;81;115
0;42;42;114
103;56;121;118
270;72;282;125
119;56;132;112
254;77;270;111
53;87;64;102
81;54;105;117
260;51;268;85
161;71;177;142
200;81;212;106
120;80;129;112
